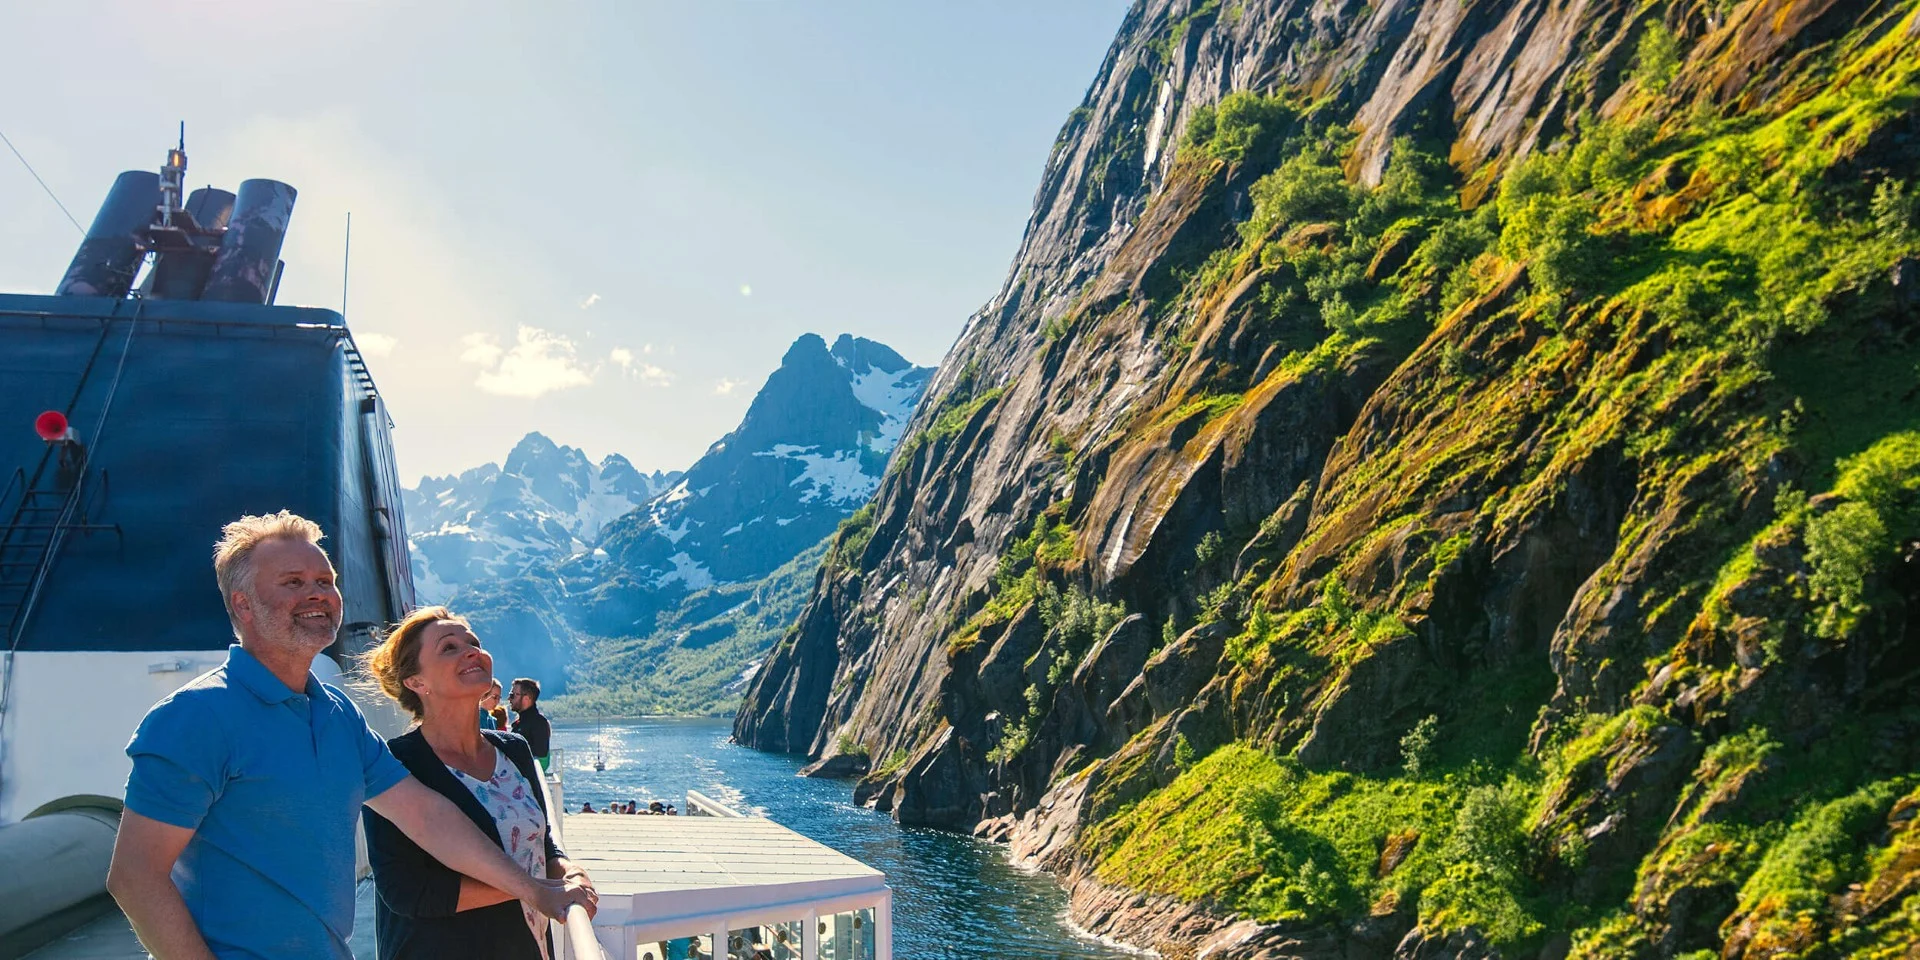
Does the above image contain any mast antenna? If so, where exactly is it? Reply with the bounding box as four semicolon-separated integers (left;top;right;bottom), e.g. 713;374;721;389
159;122;188;229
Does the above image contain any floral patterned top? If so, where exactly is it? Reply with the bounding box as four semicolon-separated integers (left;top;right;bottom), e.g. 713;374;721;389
449;748;551;960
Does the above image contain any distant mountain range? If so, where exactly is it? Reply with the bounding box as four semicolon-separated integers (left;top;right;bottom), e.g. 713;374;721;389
401;332;931;708
405;436;681;601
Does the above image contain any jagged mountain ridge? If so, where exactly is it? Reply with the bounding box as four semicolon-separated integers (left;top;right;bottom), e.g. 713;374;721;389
413;332;930;712
737;1;1920;957
587;333;931;612
406;433;679;602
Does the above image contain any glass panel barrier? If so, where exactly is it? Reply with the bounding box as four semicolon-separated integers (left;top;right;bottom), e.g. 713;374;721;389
722;920;803;959
818;909;876;960
643;934;710;960
728;920;803;959
854;908;876;960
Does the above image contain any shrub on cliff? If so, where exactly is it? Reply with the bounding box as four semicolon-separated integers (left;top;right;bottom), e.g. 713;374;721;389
1183;91;1296;165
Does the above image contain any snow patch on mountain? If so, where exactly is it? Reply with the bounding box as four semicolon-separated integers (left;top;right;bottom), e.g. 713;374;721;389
848;364;929;452
755;444;879;504
656;552;716;591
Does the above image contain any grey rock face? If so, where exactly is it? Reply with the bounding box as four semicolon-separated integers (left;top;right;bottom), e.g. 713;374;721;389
731;0;1907;956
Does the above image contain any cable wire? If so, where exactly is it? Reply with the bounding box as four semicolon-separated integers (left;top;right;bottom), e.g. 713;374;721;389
0;128;86;236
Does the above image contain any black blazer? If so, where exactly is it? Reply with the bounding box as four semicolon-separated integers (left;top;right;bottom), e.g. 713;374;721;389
363;728;566;960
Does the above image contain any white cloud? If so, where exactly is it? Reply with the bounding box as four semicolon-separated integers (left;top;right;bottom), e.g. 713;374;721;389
579;293;601;310
356;332;398;357
607;346;669;385
460;326;594;398
459;332;503;366
714;378;742;395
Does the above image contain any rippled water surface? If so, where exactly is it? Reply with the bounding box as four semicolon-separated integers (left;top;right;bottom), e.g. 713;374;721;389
550;717;1138;960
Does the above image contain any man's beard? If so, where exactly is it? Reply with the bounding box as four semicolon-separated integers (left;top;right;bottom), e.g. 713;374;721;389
253;600;338;655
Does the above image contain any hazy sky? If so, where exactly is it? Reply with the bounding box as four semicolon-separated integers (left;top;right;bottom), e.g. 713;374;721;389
0;2;1129;484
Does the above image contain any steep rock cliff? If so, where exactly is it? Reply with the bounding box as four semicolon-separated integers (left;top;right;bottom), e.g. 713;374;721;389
739;1;1920;955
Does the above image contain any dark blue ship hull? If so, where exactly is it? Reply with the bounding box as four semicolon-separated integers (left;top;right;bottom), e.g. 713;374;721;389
0;292;414;655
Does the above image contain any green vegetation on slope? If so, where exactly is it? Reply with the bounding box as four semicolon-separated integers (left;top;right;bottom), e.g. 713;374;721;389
1065;9;1920;957
550;537;830;718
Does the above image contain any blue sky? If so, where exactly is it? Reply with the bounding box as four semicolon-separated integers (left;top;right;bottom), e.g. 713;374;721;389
0;2;1130;483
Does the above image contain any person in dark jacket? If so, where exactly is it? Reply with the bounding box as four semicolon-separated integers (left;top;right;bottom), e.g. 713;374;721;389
509;677;552;768
361;607;596;960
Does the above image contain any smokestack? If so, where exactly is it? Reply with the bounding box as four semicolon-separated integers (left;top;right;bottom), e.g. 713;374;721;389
148;186;236;300
55;171;161;298
201;178;296;303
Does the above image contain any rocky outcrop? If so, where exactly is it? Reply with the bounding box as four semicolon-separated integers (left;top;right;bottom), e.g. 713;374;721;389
737;0;1920;956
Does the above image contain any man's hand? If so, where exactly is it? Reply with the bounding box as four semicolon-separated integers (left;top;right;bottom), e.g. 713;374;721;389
521;877;596;921
107;810;217;960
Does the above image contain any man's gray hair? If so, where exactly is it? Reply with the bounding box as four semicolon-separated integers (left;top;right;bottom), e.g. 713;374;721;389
213;511;324;632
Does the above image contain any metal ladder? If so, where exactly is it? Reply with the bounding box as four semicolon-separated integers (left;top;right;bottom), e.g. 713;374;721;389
0;311;132;653
0;451;117;653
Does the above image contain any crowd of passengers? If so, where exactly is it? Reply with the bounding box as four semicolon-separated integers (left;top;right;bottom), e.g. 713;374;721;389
580;800;677;815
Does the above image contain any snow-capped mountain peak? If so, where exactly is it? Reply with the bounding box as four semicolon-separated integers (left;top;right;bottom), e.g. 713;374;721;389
592;332;931;604
405;434;681;602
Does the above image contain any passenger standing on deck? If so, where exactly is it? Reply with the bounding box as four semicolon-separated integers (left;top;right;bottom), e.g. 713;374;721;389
479;679;505;730
509;678;552;770
361;607;597;960
105;511;589;960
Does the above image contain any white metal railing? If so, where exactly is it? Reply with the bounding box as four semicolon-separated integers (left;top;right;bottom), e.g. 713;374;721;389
542;748;606;960
563;904;605;960
684;789;743;817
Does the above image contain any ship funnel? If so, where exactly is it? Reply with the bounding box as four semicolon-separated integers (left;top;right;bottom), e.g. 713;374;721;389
54;171;162;298
201;178;297;304
148;186;237;300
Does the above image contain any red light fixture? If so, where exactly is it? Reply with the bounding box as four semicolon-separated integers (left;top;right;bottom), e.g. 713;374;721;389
34;410;70;443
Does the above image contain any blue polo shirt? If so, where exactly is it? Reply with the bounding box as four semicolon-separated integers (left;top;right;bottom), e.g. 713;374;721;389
124;644;410;959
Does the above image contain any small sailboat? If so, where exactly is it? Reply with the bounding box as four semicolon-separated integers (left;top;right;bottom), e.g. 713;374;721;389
594;715;607;771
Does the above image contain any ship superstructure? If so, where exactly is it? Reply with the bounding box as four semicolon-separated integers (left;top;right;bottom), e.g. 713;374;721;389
0;135;413;955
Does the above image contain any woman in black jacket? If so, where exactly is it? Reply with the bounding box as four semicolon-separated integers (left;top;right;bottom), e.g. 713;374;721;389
361;606;597;960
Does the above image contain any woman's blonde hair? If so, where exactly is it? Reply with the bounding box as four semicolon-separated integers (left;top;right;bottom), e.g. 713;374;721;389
360;606;470;720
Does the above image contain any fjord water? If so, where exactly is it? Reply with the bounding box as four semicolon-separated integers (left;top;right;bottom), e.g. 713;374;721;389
552;718;1135;960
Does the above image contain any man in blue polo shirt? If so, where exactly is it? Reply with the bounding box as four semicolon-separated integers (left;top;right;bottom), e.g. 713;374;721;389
106;511;591;959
